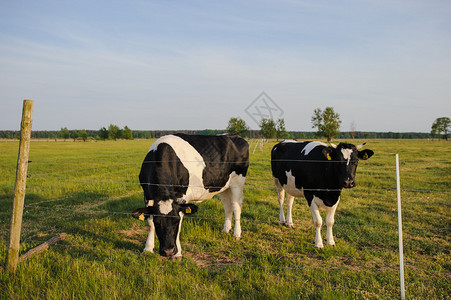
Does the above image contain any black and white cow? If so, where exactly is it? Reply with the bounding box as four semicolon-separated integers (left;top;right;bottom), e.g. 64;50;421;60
132;134;249;258
271;141;374;248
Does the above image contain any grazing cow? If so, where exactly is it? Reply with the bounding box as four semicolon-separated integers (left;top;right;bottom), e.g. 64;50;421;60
132;134;249;258
271;141;374;248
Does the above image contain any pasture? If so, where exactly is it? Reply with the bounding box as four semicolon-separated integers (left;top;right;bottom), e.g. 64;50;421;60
0;139;450;299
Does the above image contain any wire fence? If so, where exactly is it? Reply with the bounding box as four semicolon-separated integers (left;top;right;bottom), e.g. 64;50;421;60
23;160;451;195
25;177;451;196
16;170;451;237
14;158;451;230
8;208;449;278
2;154;450;283
19;198;450;234
11;194;450;274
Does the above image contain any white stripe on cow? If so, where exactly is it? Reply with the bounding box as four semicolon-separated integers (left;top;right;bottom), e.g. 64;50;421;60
281;140;298;144
301;141;328;156
341;148;353;166
149;135;229;202
283;170;304;198
159;199;173;215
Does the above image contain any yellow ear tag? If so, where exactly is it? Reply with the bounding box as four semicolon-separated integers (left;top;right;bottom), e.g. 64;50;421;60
185;207;191;214
139;213;145;221
363;153;369;160
326;153;332;161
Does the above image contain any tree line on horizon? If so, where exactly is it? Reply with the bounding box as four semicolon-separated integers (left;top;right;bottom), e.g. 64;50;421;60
0;128;437;141
225;108;448;141
0;109;448;140
56;125;134;141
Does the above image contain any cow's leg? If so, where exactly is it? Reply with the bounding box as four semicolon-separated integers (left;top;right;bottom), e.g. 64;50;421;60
325;199;339;246
274;178;286;225
309;199;324;248
230;186;243;240
174;214;184;257
285;193;295;228
221;187;243;240
220;188;233;235
144;216;155;253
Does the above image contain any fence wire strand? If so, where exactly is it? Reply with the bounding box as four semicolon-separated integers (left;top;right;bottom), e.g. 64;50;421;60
26;157;400;177
26;173;451;195
19;192;451;233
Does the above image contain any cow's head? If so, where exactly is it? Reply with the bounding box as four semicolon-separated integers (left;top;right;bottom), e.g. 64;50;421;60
132;200;198;257
322;143;374;188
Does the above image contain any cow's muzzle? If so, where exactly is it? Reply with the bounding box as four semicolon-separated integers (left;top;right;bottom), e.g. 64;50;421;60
344;179;355;188
160;247;177;257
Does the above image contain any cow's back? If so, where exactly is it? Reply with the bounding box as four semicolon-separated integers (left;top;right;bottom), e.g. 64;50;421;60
271;141;331;188
175;134;248;173
140;134;249;203
175;133;249;192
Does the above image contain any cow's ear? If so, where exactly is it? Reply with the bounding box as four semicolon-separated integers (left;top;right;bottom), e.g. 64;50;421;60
322;147;334;161
180;204;198;215
358;149;374;160
132;207;146;220
132;206;157;220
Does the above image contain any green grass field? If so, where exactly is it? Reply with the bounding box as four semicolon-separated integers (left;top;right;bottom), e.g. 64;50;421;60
0;139;450;299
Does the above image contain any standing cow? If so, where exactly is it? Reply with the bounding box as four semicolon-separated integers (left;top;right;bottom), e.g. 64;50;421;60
271;141;374;248
133;134;249;258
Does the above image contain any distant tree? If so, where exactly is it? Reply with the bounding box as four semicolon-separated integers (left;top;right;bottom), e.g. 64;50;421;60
260;118;276;139
311;108;323;136
275;118;287;141
311;107;341;142
122;126;133;140
80;130;88;142
431;123;440;140
226;117;249;137
431;117;450;140
108;124;121;140
60;127;70;141
99;127;109;140
71;130;79;141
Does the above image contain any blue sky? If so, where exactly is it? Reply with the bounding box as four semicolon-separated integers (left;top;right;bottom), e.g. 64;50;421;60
1;0;450;132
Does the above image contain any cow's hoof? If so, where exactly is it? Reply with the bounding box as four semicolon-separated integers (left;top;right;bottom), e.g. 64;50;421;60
325;239;335;247
235;237;241;241
287;224;295;229
282;221;295;228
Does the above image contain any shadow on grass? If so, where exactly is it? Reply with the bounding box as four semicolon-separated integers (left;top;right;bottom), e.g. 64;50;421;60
0;192;148;258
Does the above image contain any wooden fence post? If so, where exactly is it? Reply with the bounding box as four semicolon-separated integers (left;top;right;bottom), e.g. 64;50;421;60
5;100;34;272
